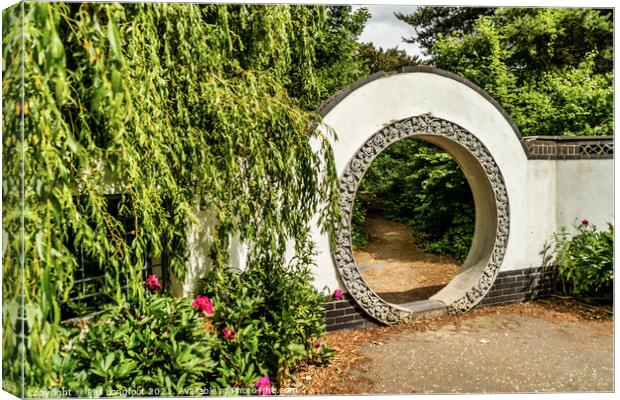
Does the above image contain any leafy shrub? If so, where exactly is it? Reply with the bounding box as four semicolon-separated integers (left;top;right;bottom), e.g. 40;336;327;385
200;242;333;389
550;220;613;304
51;296;218;396
50;256;332;396
429;9;613;137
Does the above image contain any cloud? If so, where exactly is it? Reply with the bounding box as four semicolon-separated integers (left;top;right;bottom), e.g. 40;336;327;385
353;5;424;58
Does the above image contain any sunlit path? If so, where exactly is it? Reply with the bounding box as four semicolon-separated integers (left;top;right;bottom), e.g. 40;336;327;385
354;214;459;304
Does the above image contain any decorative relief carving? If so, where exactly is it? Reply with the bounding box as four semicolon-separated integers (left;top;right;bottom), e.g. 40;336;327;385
333;114;510;324
580;143;613;156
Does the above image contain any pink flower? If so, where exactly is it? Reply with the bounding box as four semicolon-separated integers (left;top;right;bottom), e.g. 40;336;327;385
192;295;214;315
146;274;162;291
314;340;322;349
333;289;344;300
222;327;236;340
582;219;590;226
255;375;272;396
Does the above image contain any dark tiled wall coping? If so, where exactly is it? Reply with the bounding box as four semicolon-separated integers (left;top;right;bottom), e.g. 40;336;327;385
523;136;613;160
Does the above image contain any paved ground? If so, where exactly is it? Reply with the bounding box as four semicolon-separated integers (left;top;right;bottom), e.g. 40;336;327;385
351;312;612;393
293;300;613;394
354;214;460;304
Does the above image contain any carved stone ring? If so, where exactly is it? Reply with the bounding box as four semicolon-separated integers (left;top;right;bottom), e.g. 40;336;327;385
332;114;510;324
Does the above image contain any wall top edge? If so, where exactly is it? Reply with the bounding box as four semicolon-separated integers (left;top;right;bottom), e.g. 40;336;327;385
524;136;614;142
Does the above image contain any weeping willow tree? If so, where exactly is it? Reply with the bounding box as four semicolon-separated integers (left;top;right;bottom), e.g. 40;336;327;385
2;3;369;393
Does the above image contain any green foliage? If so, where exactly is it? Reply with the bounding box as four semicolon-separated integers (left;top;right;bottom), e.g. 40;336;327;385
350;200;371;249
2;2;366;392
358;42;420;73
2;4;25;395
51;296;218;397
549;222;613;304
507;56;613;136
200;236;333;389
396;6;493;53
51;278;331;396
310;6;371;107
353;139;474;261
399;7;613;136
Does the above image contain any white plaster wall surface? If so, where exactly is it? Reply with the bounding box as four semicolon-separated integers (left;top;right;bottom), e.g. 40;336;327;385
516;160;557;271
178;71;614;301
173;209;248;296
312;72;530;291
556;159;614;231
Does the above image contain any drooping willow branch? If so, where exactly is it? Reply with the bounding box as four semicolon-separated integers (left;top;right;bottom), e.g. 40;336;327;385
2;2;346;389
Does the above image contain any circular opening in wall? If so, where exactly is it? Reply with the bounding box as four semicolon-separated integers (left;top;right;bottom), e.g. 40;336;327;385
352;138;475;306
333;114;509;324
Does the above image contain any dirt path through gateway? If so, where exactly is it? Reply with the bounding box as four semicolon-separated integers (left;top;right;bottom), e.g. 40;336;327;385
353;214;460;303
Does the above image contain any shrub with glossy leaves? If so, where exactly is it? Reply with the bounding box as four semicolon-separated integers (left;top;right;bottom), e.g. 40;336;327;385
550;221;613;304
51;296;218;396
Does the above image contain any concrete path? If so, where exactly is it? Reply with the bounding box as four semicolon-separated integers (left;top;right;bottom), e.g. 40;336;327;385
294;301;613;395
349;311;613;393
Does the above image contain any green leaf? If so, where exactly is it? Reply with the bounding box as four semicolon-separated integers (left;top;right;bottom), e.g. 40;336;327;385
286;343;306;355
107;19;123;64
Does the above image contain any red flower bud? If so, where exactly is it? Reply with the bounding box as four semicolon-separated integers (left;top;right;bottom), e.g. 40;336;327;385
222;327;236;340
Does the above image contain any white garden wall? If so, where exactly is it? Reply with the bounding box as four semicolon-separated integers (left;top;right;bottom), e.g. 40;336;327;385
178;69;613;321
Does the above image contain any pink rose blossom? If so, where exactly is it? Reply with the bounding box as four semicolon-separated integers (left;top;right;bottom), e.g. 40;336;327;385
222;327;236;340
333;289;344;300
255;375;272;396
146;274;162;291
192;295;214;315
582;219;590;226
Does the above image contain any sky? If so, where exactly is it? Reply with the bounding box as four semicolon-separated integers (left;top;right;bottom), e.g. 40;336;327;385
352;5;424;58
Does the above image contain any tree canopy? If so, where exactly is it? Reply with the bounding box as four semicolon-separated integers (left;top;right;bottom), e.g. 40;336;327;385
358;42;421;73
397;7;613;136
396;7;493;54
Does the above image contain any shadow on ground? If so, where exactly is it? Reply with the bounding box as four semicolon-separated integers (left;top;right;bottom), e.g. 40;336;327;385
377;285;445;304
